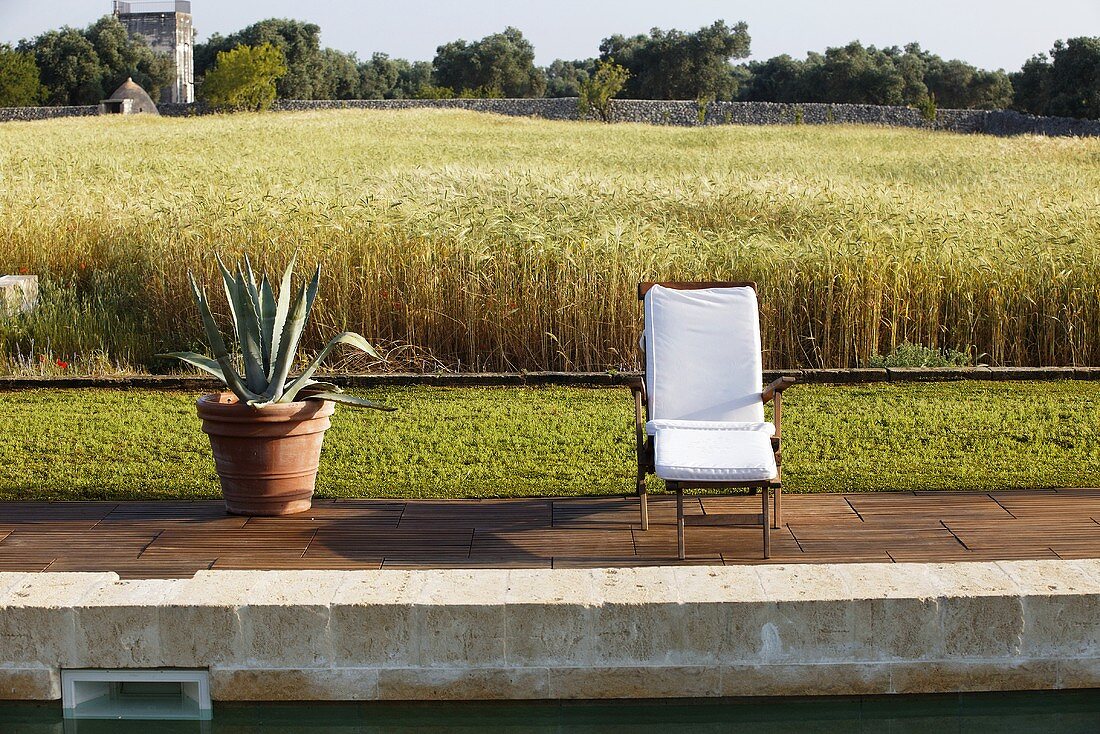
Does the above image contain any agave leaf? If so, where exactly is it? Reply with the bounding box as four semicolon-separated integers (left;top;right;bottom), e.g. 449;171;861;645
242;256;264;355
259;274;276;376
214;253;239;337
298;379;343;393
160;351;226;381
304;391;396;411
267;254;297;381
304;264;321;318
243;254;259;292
227;266;267;394
189;274;260;403
264;280;309;401
278;332;380;403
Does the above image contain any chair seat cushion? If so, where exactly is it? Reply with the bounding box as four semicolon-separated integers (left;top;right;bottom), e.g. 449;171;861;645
653;421;778;483
646;419;776;437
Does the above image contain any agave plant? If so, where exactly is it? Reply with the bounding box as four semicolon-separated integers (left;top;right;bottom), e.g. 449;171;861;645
164;255;393;410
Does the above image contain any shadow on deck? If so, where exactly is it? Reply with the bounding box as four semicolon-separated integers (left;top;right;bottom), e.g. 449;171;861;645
0;490;1098;578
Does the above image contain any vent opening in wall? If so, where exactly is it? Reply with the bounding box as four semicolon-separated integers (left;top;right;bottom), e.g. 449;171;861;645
61;669;211;720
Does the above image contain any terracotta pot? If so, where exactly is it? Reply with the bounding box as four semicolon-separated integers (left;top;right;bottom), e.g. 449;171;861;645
196;392;335;516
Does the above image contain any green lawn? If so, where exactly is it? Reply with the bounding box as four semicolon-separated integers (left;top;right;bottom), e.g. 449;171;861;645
1;382;1098;502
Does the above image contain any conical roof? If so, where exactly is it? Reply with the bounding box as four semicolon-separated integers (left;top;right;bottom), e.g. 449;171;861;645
108;77;159;115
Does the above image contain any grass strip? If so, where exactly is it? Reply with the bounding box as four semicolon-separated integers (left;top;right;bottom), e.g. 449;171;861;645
0;382;1097;502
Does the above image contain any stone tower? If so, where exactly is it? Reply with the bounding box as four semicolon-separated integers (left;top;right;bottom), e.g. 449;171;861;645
113;1;195;104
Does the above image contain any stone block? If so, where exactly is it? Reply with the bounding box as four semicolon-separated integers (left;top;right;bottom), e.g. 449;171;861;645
210;667;378;701
0;573;114;666
592;567;681;605
505;602;594;667
585;567;717;666
1019;594;1100;658
0;667;60;700
840;563;939;600
548;665;722;699
156;572;263;667
0;574;28;599
237;572;347;668
414;570;507;668
927;562;1020;597
752;565;861;663
755;564;851;601
721;663;889;697
839;564;942;661
330;572;426;668
889;660;1058;693
940;595;1024;658
378;667;549;700
864;597;942;661
1056;657;1100;689
73;578;182;668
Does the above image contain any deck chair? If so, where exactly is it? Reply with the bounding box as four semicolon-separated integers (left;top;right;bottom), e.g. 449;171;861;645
630;282;795;559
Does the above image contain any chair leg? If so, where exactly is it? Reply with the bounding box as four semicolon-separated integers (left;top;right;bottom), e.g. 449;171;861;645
762;486;771;559
773;484;781;529
637;474;649;531
675;483;685;560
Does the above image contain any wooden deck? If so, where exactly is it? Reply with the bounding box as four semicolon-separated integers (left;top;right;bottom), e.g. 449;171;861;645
1;490;1098;578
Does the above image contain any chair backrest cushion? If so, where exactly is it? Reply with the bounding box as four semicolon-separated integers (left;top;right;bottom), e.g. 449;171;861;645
643;284;765;423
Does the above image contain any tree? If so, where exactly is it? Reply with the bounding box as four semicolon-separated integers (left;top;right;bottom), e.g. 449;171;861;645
578;59;629;121
740;54;810;102
1044;37;1100;119
1011;54;1051;114
922;56;1012;109
200;43;288;112
599;20;750;100
545;59;594;98
0;44;45;106
21;15;174;106
358;53;400;99
84;15;174;102
805;42;906;105
317;48;360;99
433;27;546;97
197;19;323;99
394;60;434;98
21;28;102;105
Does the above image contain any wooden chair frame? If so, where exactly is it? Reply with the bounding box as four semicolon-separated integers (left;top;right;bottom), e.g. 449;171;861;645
631;281;796;559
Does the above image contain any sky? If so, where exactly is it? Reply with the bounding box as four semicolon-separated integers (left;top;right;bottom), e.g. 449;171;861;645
1;0;1098;71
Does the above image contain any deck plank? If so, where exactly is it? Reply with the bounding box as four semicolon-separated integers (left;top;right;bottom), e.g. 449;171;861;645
0;491;1096;578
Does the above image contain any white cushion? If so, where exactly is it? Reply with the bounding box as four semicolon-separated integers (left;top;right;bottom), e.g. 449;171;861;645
646;419;775;437
643;285;765;424
653;421;778;483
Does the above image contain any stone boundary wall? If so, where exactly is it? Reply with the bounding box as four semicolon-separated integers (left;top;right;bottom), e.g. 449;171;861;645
0;366;1098;391
0;105;98;122
1;560;1098;700
3;98;1099;136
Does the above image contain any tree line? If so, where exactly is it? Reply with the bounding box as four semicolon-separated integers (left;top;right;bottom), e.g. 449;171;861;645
2;15;1098;120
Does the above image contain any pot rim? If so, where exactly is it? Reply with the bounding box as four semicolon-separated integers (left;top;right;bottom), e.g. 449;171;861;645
196;391;336;422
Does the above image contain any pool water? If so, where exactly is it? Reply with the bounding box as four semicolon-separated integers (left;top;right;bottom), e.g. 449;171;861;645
2;690;1099;733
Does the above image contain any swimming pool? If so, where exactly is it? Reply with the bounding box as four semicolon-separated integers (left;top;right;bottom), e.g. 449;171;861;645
2;689;1099;732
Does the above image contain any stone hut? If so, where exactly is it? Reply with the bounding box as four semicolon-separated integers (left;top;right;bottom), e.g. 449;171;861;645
98;78;159;116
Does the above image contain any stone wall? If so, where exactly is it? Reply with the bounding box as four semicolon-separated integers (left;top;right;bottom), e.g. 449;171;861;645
2;561;1098;700
0;366;1097;392
4;98;1100;136
0;106;98;122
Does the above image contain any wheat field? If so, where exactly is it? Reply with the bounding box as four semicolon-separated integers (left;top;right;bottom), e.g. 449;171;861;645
1;109;1099;373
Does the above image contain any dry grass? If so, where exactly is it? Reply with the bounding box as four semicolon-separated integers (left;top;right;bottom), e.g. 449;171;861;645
1;109;1099;373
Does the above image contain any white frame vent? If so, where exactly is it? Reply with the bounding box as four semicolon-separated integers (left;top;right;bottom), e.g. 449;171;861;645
61;669;212;720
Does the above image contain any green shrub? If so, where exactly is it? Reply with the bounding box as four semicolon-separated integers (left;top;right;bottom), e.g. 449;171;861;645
918;92;938;123
866;342;972;368
578;59;629;123
199;43;287;112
